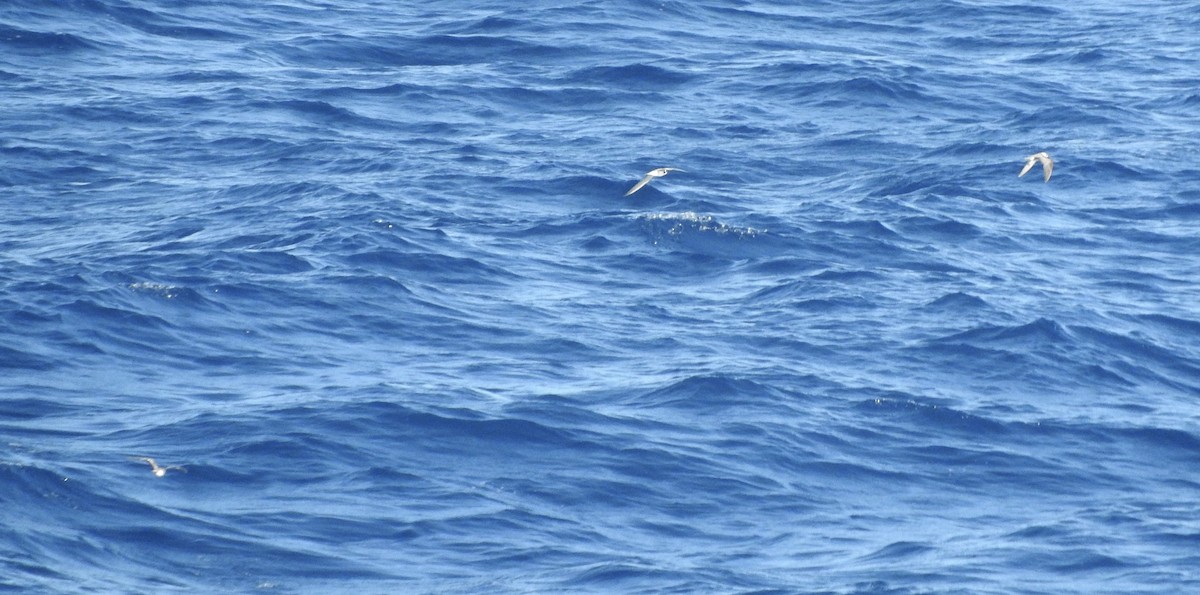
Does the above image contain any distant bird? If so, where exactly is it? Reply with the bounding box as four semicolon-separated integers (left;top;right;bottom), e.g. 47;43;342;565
1019;151;1054;182
131;456;186;477
624;167;684;196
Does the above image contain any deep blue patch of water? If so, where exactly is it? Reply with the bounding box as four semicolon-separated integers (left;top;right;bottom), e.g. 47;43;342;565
3;1;1199;592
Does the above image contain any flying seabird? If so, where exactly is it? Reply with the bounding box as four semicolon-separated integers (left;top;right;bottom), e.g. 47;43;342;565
624;167;684;196
131;456;186;477
1019;151;1054;182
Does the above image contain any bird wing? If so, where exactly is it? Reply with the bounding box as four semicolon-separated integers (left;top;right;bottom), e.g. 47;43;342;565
1019;157;1036;178
1040;155;1053;182
624;174;653;196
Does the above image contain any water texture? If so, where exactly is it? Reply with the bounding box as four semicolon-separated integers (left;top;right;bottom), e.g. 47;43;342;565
2;0;1199;593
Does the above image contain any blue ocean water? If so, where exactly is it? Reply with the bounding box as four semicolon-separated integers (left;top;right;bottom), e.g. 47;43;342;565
3;0;1199;592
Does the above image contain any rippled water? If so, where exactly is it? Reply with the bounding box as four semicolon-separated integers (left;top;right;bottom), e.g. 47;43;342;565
3;0;1199;592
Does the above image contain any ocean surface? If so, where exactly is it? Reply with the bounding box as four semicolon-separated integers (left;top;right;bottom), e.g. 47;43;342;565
2;0;1199;593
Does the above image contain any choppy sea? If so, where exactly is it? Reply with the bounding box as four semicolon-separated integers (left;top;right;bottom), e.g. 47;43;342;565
3;1;1199;593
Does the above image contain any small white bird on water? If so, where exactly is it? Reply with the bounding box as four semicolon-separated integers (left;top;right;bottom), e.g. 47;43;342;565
131;456;186;477
1019;151;1054;182
624;167;684;196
